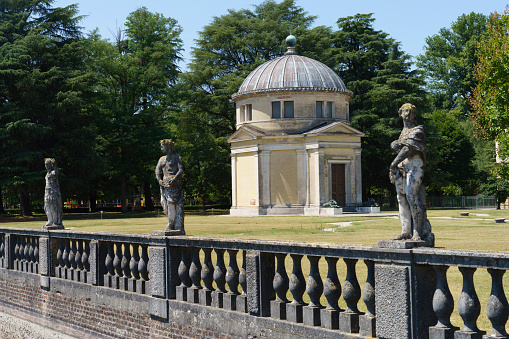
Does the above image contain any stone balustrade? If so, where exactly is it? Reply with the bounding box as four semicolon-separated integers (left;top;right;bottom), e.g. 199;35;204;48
0;228;507;338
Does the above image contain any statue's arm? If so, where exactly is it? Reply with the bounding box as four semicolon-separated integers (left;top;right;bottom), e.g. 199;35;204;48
390;145;414;170
174;156;184;180
155;159;163;183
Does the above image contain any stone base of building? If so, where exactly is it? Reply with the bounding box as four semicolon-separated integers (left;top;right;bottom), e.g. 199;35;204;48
230;205;346;216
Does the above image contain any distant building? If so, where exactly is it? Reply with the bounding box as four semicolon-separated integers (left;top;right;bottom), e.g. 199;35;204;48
228;36;364;216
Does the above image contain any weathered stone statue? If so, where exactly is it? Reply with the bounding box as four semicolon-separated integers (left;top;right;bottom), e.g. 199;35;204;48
383;103;434;247
43;158;64;229
155;139;185;235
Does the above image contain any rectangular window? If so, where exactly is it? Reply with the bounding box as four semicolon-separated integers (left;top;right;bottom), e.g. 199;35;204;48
316;101;323;118
239;105;245;122
272;101;281;119
245;104;252;121
284;101;294;118
326;102;333;118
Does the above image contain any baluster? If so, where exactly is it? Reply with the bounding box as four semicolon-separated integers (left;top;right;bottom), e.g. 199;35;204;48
429;265;457;339
33;238;38;264
340;258;361;333
486;269;508;338
288;254;306;323
76;241;83;271
303;255;323;326
28;237;34;263
19;237;25;266
138;245;149;281
200;248;214;306
224;249;240;311
271;253;289;319
0;238;4;258
213;249;227;308
23;236;29;264
457;267;485;336
128;244;139;293
69;240;76;272
104;242;114;287
82;241;89;272
138;245;149;294
63;240;70;270
321;256;341;329
238;251;247;312
187;247;202;303
56;240;63;277
82;241;89;283
176;247;192;301
130;244;140;279
14;237;19;269
359;260;376;336
113;243;122;288
120;244;131;290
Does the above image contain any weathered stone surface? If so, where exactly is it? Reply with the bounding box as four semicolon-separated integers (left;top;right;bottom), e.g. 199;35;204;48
320;308;339;330
149;297;168;319
286;303;303;323
379;239;429;249
375;264;411;338
148;246;166;298
429;326;457;339
155;139;185;233
388;104;434;247
359;314;376;337
42;158;64;230
339;312;359;333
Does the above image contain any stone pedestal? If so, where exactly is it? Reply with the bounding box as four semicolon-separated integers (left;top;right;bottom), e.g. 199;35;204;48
199;289;212;306
455;330;486;339
237;295;247;313
151;229;185;236
223;293;237;311
41;224;64;230
359;314;376;337
187;287;200;303
302;306;321;326
429;326;459;339
286;303;303;323
320;308;339;330
212;291;224;308
175;286;187;301
378;239;432;249
270;300;286;320
339;312;359;333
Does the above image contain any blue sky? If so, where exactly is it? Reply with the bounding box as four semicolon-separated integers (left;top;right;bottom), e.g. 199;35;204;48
53;0;506;69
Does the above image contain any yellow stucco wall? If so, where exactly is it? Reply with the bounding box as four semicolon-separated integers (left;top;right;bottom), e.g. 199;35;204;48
270;150;298;205
236;153;257;206
235;91;351;131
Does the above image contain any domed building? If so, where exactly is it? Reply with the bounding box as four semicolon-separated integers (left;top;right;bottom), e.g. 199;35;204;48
228;36;363;215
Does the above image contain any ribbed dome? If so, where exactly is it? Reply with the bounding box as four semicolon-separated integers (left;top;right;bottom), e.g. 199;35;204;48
232;54;352;99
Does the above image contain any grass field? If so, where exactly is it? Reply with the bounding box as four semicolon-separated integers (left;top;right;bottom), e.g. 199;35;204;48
1;208;509;331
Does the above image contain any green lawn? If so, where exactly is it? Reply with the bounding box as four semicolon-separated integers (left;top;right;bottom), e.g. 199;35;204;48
1;208;509;331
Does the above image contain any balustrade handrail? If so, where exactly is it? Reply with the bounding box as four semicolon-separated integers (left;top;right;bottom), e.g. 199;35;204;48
1;228;509;269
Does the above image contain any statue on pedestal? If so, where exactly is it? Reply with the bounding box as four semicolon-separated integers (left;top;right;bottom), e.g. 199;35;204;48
43;158;64;229
381;104;434;248
154;139;185;235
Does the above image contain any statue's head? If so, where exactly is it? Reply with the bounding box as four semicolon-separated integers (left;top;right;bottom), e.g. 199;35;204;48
160;139;175;153
398;103;417;121
44;158;56;169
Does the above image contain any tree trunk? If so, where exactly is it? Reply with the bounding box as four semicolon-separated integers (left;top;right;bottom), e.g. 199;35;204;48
143;179;154;211
0;186;5;214
121;177;128;213
88;188;97;213
19;186;32;216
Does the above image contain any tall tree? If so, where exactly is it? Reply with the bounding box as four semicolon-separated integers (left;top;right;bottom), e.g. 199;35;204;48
332;13;427;198
180;0;330;205
417;12;488;115
89;7;183;212
470;9;509;180
0;0;96;215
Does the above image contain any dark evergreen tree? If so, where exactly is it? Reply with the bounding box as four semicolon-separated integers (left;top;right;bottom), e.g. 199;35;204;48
0;0;97;215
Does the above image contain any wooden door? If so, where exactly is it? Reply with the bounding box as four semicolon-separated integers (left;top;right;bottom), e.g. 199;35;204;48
331;164;346;206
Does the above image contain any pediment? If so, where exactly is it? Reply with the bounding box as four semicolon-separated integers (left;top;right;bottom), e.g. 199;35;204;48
304;122;364;137
227;128;259;143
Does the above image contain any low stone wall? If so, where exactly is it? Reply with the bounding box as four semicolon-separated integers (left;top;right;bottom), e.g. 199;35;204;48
0;228;507;338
